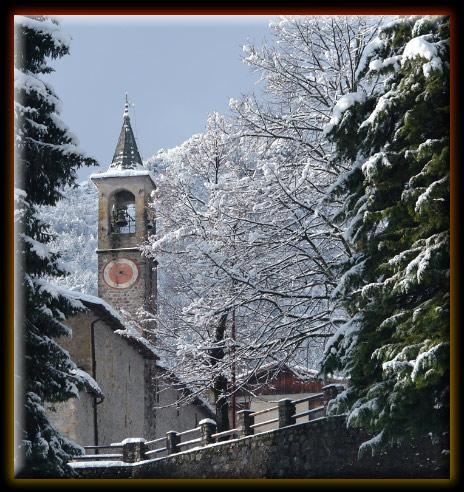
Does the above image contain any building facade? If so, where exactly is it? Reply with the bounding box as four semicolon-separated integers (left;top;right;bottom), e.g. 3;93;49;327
45;98;214;450
46;293;213;449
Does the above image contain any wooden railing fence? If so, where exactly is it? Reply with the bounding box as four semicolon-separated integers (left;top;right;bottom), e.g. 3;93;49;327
71;384;345;464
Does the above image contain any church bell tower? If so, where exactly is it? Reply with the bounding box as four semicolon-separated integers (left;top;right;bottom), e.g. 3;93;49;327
91;96;156;319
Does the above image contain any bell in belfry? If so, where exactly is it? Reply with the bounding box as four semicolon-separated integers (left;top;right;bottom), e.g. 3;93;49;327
115;207;128;227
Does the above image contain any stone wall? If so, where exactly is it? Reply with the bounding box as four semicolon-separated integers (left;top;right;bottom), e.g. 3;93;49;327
93;319;153;446
93;175;154;250
97;251;156;315
59;311;93;373
93;173;157;315
47;315;157;448
71;416;449;479
45;312;95;444
46;309;213;451
154;381;208;438
45;395;94;446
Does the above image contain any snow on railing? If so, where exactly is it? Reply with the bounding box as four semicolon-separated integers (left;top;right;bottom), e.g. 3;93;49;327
72;443;123;461
70;385;345;465
211;427;239;440
144;436;167;458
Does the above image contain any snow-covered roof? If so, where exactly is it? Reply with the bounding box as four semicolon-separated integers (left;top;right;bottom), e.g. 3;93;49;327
89;98;156;185
236;361;347;391
56;285;214;416
237;361;319;382
90;168;156;186
54;284;160;361
109;100;143;171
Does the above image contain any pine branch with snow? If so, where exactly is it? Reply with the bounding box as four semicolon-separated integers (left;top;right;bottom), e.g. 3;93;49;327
14;15;98;478
320;15;450;456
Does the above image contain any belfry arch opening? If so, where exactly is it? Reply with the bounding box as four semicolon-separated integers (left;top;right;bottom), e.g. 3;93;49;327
109;189;136;234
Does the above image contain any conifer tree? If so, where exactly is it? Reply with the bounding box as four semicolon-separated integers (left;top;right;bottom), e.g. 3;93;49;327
14;16;97;477
320;15;450;456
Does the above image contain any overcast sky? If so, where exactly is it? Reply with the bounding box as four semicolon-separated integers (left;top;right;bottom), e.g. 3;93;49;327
41;15;280;181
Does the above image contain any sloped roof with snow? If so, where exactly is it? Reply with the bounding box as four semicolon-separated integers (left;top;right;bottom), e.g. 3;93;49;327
58;285;214;416
89;98;156;186
108;100;144;171
56;285;160;360
235;361;347;397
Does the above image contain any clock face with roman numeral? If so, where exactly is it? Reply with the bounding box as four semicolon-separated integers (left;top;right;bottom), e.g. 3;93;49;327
102;258;139;289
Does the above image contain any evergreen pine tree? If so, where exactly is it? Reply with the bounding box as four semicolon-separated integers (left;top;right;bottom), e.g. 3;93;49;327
14;16;98;477
321;15;450;456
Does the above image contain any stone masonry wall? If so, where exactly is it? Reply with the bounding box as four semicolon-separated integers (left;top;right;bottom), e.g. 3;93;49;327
94;173;157;315
46;310;212;451
92;319;152;446
153;381;209;439
97;250;155;315
94;175;154;250
72;416;449;479
45;312;95;445
58;311;93;374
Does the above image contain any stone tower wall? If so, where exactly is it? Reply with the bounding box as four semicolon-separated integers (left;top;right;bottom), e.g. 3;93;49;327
92;173;156;316
97;250;156;315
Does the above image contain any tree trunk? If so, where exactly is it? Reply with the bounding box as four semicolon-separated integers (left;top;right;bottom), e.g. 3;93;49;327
211;313;230;436
213;374;230;437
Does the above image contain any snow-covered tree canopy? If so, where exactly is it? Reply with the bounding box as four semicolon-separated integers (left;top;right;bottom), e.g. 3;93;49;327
14;15;98;478
232;15;385;173
320;15;450;456
38;181;99;296
140;16;389;420
14;15;96;206
34;16;450;455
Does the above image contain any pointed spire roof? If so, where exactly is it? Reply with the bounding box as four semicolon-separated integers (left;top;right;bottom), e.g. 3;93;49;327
108;94;144;171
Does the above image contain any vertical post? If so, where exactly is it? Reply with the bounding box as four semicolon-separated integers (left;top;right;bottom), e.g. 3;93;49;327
237;410;254;437
90;318;101;453
200;419;217;446
308;390;326;422
307;395;321;421
122;437;147;463
322;384;345;415
166;431;180;455
278;398;296;428
231;309;236;429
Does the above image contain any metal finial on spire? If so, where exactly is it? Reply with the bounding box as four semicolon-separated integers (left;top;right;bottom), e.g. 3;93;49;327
124;92;129;117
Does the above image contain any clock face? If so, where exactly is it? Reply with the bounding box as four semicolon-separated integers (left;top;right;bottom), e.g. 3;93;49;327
102;258;139;290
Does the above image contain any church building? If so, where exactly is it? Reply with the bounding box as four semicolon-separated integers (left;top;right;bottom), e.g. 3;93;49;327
45;99;214;450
